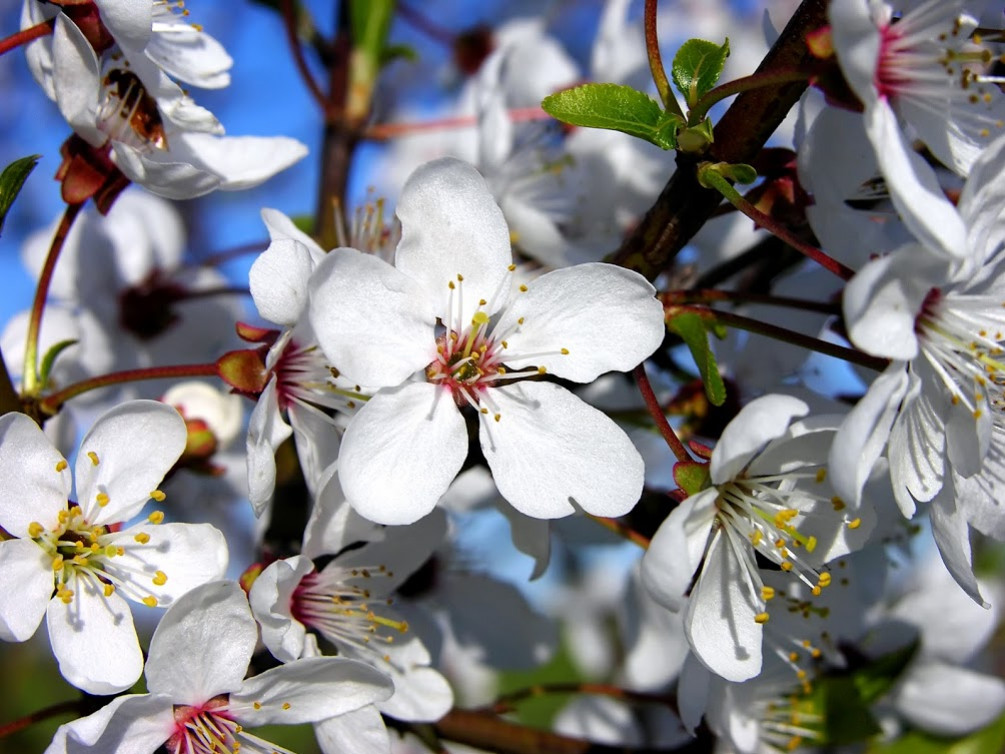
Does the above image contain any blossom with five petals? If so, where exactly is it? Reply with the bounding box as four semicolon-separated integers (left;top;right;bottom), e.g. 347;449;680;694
308;157;665;525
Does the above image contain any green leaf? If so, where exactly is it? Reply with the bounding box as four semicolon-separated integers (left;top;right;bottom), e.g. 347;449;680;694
869;712;1005;754
672;38;730;108
666;312;726;406
0;154;41;237
673;460;710;496
820;676;883;745
542;84;682;150
38;339;77;391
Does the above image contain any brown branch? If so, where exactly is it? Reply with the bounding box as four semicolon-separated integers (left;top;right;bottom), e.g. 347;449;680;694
280;0;328;112
609;0;828;280
425;708;708;754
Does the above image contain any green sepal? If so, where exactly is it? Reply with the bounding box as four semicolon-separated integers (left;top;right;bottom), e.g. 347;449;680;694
672;37;730;108
541;83;682;150
673;460;711;497
666;311;726;407
38;339;78;391
698;161;758;188
0;154;41;237
677;118;715;153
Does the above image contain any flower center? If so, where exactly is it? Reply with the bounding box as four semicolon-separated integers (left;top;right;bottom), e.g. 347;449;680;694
98;68;168;150
29;487;169;609
916;288;1005;421
272;338;369;415
167;696;242;754
291;563;410;667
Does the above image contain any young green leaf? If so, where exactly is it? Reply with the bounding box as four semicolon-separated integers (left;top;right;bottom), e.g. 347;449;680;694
542;84;681;150
666;311;726;406
0;154;41;236
38;339;78;391
672;38;730;108
673;460;711;497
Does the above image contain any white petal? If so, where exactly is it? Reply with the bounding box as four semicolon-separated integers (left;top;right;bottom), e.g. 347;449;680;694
676;652;711;734
231;657;393;725
711;394;808;484
684;529;762;682
339;383;467;525
375;660;454;721
480;382;644;518
395;158;512;318
0;412;71;537
51;15;105;146
494;264;665;382
146;581;257;701
47;578;143;695
554;696;642;746
863;101;968;268
888;381;945;516
0;539;53;641
960;132;1005;270
290;402;341;498
829;364;910;507
107;522;228;607
146;30;233;90
843;249;937;360
439;572;557;669
828;0;881;107
250;238;319;326
75;400;187;526
642;489;717;612
334;508;445;591
930;480;987;607
248;556;313;663
246;377;294;517
94;0;152;48
110;142;222;199
314;706;390;754
497;503;551;580
177;132;309;191
46;694;173;754
308;248;436;388
894;661;1005;736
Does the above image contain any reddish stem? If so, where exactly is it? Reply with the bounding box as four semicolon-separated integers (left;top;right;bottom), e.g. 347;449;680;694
634;364;691;464
588;515;651;549
664;288;840;314
0;699;82;739
23;203;83;396
281;0;328;114
489;682;673;715
41;363;220;414
644;0;682;118
365;106;550;140
0;18;54;57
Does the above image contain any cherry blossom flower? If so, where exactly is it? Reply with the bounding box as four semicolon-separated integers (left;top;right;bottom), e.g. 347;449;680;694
0;401;228;694
830;0;1005;267
831;132;1005;603
249;509;454;721
34;13;306;199
641;395;872;682
45;581;394;754
308;157;665;525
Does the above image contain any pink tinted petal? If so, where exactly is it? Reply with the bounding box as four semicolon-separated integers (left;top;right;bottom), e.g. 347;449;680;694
480;382;644;519
395;158;512;318
495;264;664;383
0;412;71;537
230;657;393;725
339;383;467;525
684;529;762;682
47;577;143;695
308;248;437;388
0;539;53;641
146;581;257;701
75;401;187;526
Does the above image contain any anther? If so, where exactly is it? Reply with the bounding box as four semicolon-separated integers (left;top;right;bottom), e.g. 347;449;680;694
754;612;770;624
87;452;100;466
55;460;68;472
150;490;166;502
